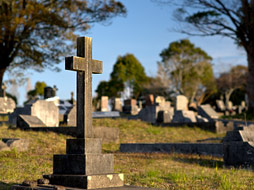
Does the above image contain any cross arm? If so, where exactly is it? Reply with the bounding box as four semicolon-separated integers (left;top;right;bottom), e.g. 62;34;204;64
65;56;102;74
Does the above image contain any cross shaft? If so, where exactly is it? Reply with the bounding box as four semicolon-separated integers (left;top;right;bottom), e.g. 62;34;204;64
65;37;102;138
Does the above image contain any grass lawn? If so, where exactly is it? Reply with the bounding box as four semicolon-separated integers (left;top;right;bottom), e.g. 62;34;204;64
0;119;254;189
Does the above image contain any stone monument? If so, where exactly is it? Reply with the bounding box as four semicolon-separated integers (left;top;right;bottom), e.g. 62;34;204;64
44;37;124;189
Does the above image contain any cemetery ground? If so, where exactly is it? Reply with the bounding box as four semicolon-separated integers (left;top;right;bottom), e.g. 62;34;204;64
0;119;254;189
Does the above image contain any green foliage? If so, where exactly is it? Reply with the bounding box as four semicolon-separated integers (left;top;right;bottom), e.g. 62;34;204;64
27;81;47;99
0;0;126;85
96;54;148;99
158;39;216;103
170;0;254;110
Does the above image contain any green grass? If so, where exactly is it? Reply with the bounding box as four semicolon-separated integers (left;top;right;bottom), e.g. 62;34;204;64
0;119;253;189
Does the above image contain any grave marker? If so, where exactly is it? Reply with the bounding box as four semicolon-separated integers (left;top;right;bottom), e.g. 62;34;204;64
45;36;124;189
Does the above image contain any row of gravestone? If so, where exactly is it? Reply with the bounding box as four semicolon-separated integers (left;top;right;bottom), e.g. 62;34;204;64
216;99;247;115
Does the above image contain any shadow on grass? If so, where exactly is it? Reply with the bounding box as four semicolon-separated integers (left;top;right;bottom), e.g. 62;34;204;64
172;155;224;169
0;181;15;190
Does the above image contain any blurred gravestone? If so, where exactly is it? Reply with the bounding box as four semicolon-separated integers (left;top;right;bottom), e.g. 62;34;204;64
113;98;122;112
198;104;219;121
146;94;154;106
216;100;226;112
175;95;188;111
123;99;139;115
44;86;55;99
100;96;109;112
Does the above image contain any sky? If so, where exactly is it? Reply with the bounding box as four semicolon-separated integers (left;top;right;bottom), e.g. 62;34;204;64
5;0;247;106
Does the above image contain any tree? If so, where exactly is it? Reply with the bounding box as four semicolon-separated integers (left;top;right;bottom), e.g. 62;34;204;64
157;39;216;104
0;0;126;86
216;65;247;106
27;81;47;100
96;54;148;99
162;0;254;110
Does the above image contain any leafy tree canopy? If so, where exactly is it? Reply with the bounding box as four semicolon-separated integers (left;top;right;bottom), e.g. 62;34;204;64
157;0;254;110
96;53;148;99
158;39;216;104
0;0;126;85
27;81;47;99
216;65;247;105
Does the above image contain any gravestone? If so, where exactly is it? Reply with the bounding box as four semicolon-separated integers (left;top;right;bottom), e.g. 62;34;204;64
53;85;58;97
227;101;233;110
123;99;139;115
198;104;219;121
42;37;124;189
44;86;55;99
223;126;254;167
113;98;122;112
216;100;226;112
10;100;59;127
146;94;154;106
175;95;188;111
155;96;165;105
0;97;16;114
172;110;197;123
100;96;109;112
17;115;46;128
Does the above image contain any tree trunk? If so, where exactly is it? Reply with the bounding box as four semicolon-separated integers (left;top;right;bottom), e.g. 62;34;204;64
247;49;254;112
0;67;6;87
0;67;6;97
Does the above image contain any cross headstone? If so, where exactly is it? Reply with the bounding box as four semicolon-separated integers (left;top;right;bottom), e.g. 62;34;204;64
0;82;7;97
52;85;58;96
65;37;102;138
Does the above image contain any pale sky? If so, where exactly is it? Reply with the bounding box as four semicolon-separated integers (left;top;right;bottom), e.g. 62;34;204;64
4;0;247;105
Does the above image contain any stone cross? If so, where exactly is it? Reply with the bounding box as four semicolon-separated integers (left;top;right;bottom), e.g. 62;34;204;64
65;37;102;138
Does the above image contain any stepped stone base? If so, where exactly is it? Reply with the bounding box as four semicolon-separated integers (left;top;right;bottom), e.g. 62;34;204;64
44;173;124;189
53;154;114;175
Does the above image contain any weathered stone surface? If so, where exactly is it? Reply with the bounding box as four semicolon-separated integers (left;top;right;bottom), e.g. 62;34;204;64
123;99;139;115
31;100;59;127
0;97;16;114
100;96;109;112
17;115;46;128
66;138;102;154
10;99;59;127
65;105;76;126
53;154;114;175
157;110;172;123
138;104;173;124
196;115;208;123
198;104;219;121
120;143;223;157
113;98;122;112
44;173;124;189
93;127;119;144
175;95;188;111
93;111;120;118
223;126;254;167
172;110;197;123
216;100;226;111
